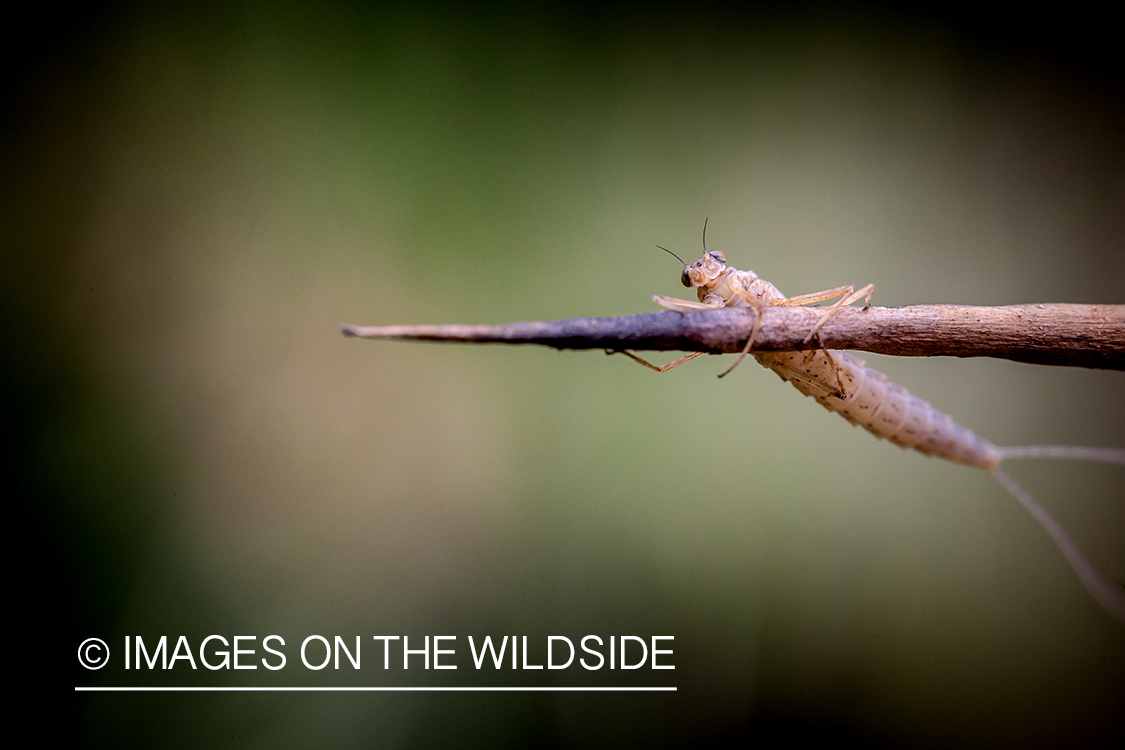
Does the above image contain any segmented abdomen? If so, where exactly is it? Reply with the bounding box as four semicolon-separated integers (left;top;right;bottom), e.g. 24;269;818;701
754;350;1000;469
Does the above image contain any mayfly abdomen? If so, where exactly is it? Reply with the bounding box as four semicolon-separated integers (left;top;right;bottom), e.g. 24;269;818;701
755;349;1001;470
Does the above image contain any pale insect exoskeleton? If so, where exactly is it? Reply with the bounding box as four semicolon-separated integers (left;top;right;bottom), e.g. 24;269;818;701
618;224;1125;623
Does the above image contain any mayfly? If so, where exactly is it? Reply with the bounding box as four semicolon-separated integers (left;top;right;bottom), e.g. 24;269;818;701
619;223;1125;623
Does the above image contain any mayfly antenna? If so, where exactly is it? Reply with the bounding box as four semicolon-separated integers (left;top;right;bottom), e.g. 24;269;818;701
657;245;687;266
657;218;710;267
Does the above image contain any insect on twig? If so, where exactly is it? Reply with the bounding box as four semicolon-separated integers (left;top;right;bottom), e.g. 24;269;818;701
618;222;1125;624
339;225;1124;622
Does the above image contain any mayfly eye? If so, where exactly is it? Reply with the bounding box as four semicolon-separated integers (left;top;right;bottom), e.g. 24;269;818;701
681;270;692;287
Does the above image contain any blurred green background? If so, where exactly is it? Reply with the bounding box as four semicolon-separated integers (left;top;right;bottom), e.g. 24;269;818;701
11;2;1123;747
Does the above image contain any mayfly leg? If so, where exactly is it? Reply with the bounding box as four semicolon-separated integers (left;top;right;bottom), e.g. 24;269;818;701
613;350;706;373
718;282;875;379
780;283;874;345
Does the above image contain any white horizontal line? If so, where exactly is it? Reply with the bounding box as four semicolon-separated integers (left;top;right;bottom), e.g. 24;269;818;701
75;686;676;692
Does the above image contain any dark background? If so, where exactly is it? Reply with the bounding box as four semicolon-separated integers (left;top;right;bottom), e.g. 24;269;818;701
10;2;1123;747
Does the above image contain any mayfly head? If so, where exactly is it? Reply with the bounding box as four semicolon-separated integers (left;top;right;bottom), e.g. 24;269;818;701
690;216;728;286
659;220;728;289
678;248;728;289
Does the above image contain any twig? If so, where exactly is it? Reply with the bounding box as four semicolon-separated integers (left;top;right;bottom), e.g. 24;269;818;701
341;304;1125;371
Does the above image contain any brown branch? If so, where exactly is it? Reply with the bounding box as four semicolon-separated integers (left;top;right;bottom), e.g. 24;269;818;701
341;304;1125;371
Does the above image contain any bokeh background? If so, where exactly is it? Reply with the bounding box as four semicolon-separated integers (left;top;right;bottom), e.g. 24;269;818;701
12;3;1122;747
